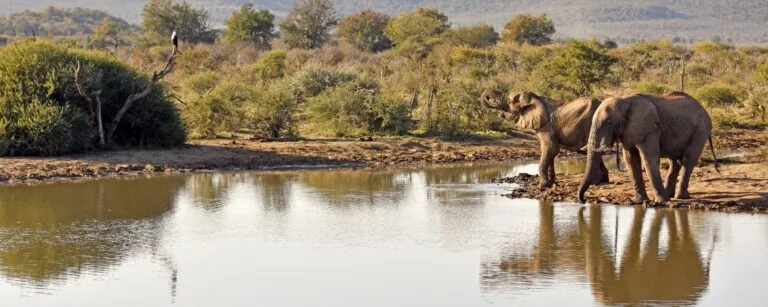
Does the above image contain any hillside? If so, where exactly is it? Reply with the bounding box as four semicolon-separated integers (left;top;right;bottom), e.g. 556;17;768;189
1;0;767;43
0;6;137;36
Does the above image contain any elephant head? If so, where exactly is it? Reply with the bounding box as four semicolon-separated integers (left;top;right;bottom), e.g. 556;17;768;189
480;89;552;130
578;96;660;203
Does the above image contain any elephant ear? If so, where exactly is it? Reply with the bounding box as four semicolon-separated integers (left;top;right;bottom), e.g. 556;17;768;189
619;95;661;145
514;92;550;130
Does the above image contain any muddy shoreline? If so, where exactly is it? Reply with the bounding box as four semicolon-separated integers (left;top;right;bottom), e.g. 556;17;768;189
0;136;542;185
498;159;768;213
1;127;765;214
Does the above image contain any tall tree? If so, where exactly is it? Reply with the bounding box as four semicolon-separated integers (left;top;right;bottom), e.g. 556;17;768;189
224;4;276;49
92;17;127;51
502;14;556;46
338;10;391;52
441;25;499;48
279;0;339;49
142;0;216;45
384;8;449;45
533;40;616;98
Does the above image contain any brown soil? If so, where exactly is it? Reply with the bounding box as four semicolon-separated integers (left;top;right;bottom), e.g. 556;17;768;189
0;136;541;184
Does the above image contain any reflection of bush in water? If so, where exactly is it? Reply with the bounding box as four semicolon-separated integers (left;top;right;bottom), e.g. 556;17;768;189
299;170;408;206
423;166;511;185
0;177;185;286
0;177;186;226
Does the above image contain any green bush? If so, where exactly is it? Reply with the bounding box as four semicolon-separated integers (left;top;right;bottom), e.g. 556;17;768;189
420;78;503;137
306;82;413;137
248;50;287;81
694;84;743;107
0;40;185;155
633;81;669;95
183;81;251;138
245;81;298;138
0;99;92;156
290;66;375;97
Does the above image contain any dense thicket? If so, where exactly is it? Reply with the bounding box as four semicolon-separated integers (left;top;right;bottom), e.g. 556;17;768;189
1;1;767;156
0;40;185;155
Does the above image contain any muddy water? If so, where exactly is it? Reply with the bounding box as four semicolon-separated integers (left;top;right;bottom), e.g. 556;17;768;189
1;163;767;306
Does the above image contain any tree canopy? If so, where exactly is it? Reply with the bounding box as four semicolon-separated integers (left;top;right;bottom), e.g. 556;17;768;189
502;14;556;46
224;4;276;49
279;0;339;49
141;0;216;45
338;10;391;52
384;8;449;45
441;25;499;48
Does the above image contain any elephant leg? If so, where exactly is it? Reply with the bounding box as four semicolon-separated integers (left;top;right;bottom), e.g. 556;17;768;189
676;134;707;199
624;146;649;203
548;158;556;185
538;134;559;189
597;159;610;184
665;158;682;197
637;135;670;202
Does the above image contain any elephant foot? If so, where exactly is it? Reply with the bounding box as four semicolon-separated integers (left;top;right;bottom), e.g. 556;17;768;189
633;195;650;204
539;181;554;190
674;192;691;200
654;195;671;203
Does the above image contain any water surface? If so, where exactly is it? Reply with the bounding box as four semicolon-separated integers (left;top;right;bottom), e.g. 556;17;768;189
1;163;767;306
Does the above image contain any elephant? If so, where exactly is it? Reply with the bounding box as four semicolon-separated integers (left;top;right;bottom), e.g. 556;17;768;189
480;89;611;189
577;92;719;203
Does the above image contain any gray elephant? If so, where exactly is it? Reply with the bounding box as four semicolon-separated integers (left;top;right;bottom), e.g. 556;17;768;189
480;89;610;189
578;92;719;203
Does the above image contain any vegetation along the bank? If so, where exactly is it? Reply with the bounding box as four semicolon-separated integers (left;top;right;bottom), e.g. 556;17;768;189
0;0;766;159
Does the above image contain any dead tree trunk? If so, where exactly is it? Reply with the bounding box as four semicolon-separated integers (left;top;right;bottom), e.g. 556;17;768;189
75;45;178;147
105;45;178;143
74;61;105;146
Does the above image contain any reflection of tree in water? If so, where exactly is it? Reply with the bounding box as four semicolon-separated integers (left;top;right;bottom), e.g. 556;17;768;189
483;204;712;305
185;172;296;212
0;177;185;288
298;169;408;207
253;173;296;212
184;173;242;211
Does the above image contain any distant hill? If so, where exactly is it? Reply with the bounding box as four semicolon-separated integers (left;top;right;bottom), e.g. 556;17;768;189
1;0;767;43
0;7;137;36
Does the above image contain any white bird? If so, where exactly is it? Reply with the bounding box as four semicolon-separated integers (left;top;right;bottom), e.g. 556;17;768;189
171;30;178;49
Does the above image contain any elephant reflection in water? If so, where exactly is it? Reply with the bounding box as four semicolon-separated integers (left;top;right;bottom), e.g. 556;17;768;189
491;204;711;305
580;206;710;305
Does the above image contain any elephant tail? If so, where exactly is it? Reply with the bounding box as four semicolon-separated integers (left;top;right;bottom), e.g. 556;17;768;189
709;136;720;173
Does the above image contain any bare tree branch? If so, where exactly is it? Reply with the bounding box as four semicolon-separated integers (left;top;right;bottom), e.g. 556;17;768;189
105;45;178;144
93;92;105;146
74;60;106;146
74;60;95;119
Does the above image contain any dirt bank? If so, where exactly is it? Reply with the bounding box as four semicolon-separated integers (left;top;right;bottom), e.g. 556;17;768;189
0;127;763;191
0;136;541;184
499;161;768;213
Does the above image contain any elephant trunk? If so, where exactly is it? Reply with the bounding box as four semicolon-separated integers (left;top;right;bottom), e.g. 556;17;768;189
578;147;603;203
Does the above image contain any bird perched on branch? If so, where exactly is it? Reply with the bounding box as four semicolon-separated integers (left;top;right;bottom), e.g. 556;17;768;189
171;30;178;49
